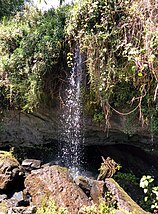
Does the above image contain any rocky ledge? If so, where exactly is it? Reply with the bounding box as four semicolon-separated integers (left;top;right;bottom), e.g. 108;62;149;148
0;153;149;214
0;109;158;152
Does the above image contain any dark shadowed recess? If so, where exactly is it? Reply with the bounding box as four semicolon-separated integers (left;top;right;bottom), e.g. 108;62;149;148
84;144;158;179
1;142;158;180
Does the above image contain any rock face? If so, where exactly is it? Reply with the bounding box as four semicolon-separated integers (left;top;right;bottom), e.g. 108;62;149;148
104;178;147;214
76;176;148;214
25;166;148;214
0;109;158;152
75;176;104;205
24;165;91;214
0;110;59;147
0;151;20;190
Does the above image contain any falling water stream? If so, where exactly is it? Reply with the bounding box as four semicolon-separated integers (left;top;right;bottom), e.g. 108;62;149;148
59;46;84;176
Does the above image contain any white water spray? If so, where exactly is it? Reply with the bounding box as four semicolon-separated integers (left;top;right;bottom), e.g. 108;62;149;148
59;46;84;176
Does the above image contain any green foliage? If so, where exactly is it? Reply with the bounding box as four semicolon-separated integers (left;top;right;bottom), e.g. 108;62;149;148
79;199;115;214
79;204;98;214
0;150;14;158
93;111;104;123
140;175;158;212
66;0;158;130
103;191;117;209
36;198;69;214
35;196;136;214
0;4;70;111
0;0;27;19
79;199;136;214
114;172;139;187
1;0;158;131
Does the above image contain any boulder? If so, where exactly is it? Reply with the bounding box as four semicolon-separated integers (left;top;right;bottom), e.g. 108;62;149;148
104;178;148;214
0;189;31;213
90;180;104;204
24;165;91;214
75;176;104;204
75;176;148;214
0;151;20;190
21;159;41;171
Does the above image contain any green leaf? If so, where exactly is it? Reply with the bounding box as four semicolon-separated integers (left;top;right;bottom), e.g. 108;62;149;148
131;66;136;71
144;196;148;202
138;72;143;77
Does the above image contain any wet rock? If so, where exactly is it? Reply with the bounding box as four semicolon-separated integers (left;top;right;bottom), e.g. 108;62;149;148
25;165;91;214
22;159;41;171
41;160;64;168
0;151;20;190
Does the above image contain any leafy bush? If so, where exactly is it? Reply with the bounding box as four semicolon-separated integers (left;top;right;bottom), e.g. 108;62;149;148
36;198;117;214
0;4;69;111
79;200;115;214
114;172;139;187
36;199;69;214
140;175;158;212
66;0;158;130
1;0;158;131
36;197;137;214
0;0;26;19
98;156;121;180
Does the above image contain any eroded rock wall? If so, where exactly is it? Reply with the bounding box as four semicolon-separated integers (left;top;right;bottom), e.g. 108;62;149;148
0;109;157;151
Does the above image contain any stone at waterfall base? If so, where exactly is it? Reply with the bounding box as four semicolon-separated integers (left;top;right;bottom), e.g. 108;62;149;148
24;165;149;214
75;175;149;214
24;165;91;214
0;152;22;190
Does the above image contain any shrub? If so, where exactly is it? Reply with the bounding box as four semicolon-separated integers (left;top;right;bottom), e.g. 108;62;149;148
140;175;158;212
0;4;70;111
36;198;69;214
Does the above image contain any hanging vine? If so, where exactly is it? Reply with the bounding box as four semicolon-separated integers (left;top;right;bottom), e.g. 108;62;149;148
66;0;158;133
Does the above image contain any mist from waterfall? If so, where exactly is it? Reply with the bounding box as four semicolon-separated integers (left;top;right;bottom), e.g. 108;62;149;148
59;46;84;176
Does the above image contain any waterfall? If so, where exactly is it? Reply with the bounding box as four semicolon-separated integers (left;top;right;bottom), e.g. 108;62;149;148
59;46;84;176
